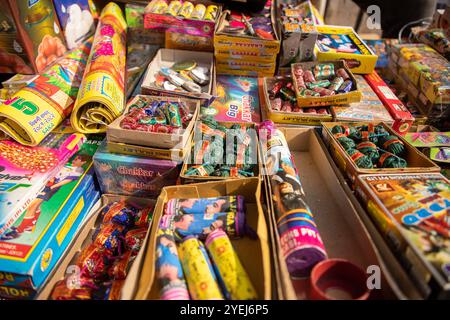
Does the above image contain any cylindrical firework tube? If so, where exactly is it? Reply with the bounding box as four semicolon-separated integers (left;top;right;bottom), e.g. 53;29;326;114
155;228;190;300
160;211;248;240
258;120;327;277
165;196;245;215
178;236;224;300
205;229;258;300
0;39;92;146
70;2;127;133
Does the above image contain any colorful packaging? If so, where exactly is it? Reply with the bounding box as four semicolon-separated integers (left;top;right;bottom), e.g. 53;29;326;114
315;25;378;74
0;136;101;299
205;229;257;299
0;0;67;74
0;132;85;237
165;196;245;215
331;75;394;123
70;2;127;133
355;173;450;297
53;0;95;50
93;141;181;198
404;132;450;148
155;228;190;300
206;75;261;123
178;236;224;300
0;40;92;146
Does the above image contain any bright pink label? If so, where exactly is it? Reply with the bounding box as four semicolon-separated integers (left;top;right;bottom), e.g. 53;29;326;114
144;14;215;37
279;225;326;258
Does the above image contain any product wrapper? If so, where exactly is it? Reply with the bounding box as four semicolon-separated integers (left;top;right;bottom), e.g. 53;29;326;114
0;132;85;236
70;2;127;133
0;41;92;146
178;236;224;300
155;228;190;300
205;229;257;300
165;196;245;215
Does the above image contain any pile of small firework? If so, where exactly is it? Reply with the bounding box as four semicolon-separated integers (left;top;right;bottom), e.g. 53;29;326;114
145;0;218;21
268;76;330;114
184;117;257;178
50;201;153;300
292;63;354;97
154;60;210;93
331;124;408;169
120;96;193;133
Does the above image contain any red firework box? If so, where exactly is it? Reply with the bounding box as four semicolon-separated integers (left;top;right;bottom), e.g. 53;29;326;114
364;71;414;136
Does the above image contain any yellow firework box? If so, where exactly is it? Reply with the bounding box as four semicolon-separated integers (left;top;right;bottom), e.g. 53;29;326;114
70;2;127;133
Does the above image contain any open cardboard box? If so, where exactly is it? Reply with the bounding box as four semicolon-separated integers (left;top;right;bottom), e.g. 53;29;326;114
179;122;261;184
291;60;362;107
262;126;406;299
107;95;200;150
36;195;155;300
322;122;441;187
261;76;332;126
140;49;214;106
133;178;271;300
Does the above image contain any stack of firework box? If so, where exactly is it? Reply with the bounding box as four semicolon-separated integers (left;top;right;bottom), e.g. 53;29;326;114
214;0;281;77
388;43;450;131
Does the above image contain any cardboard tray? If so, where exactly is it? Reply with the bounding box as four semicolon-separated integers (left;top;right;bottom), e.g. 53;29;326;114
107;95;200;149
36;195;156;300
179;122;261;184
140;48;215;104
261;76;333;126
291;60;362;107
322;122;441;186
133;178;272;300
262;127;404;299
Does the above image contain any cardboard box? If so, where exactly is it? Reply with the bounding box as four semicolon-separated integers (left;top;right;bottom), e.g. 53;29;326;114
315;25;378;74
214;67;275;78
179;122;261;184
292;60;362;107
93;141;181;198
364;71;414;135
140;48;214;106
331;74;394;124
214;50;276;64
355;173;450;299
207;74;262;124
261;127;401;299
277;0;318;66
36;194;156;300
322;122;441;187
0;171;99;299
107;95;200;150
261;76;332;126
215;59;276;75
133;178;272;300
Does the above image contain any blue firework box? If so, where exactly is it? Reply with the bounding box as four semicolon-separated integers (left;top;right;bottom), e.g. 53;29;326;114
0;138;102;299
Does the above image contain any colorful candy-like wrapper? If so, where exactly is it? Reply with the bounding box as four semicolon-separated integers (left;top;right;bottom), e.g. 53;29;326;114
328;76;344;92
77;243;112;279
178;1;194;18
336;68;350;80
338;79;353;93
102;201;139;228
270;98;282;111
280;87;297;102
204;5;218;21
135;206;153;228
269;81;284;99
303;70;316;83
205;229;258;300
160;210;249;240
156;228;190;300
165;196;245;215
51;279;94;300
306;80;331;89
126;228;148;253
162;102;182;127
147;0;169;14
185;164;216;176
298;88;320;97
178;236;224;300
93;223;125;254
104;280;125;300
108;250;134;280
313;87;335;96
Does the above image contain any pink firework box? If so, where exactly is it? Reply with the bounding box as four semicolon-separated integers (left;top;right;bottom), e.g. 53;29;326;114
144;0;222;39
0;132;85;236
